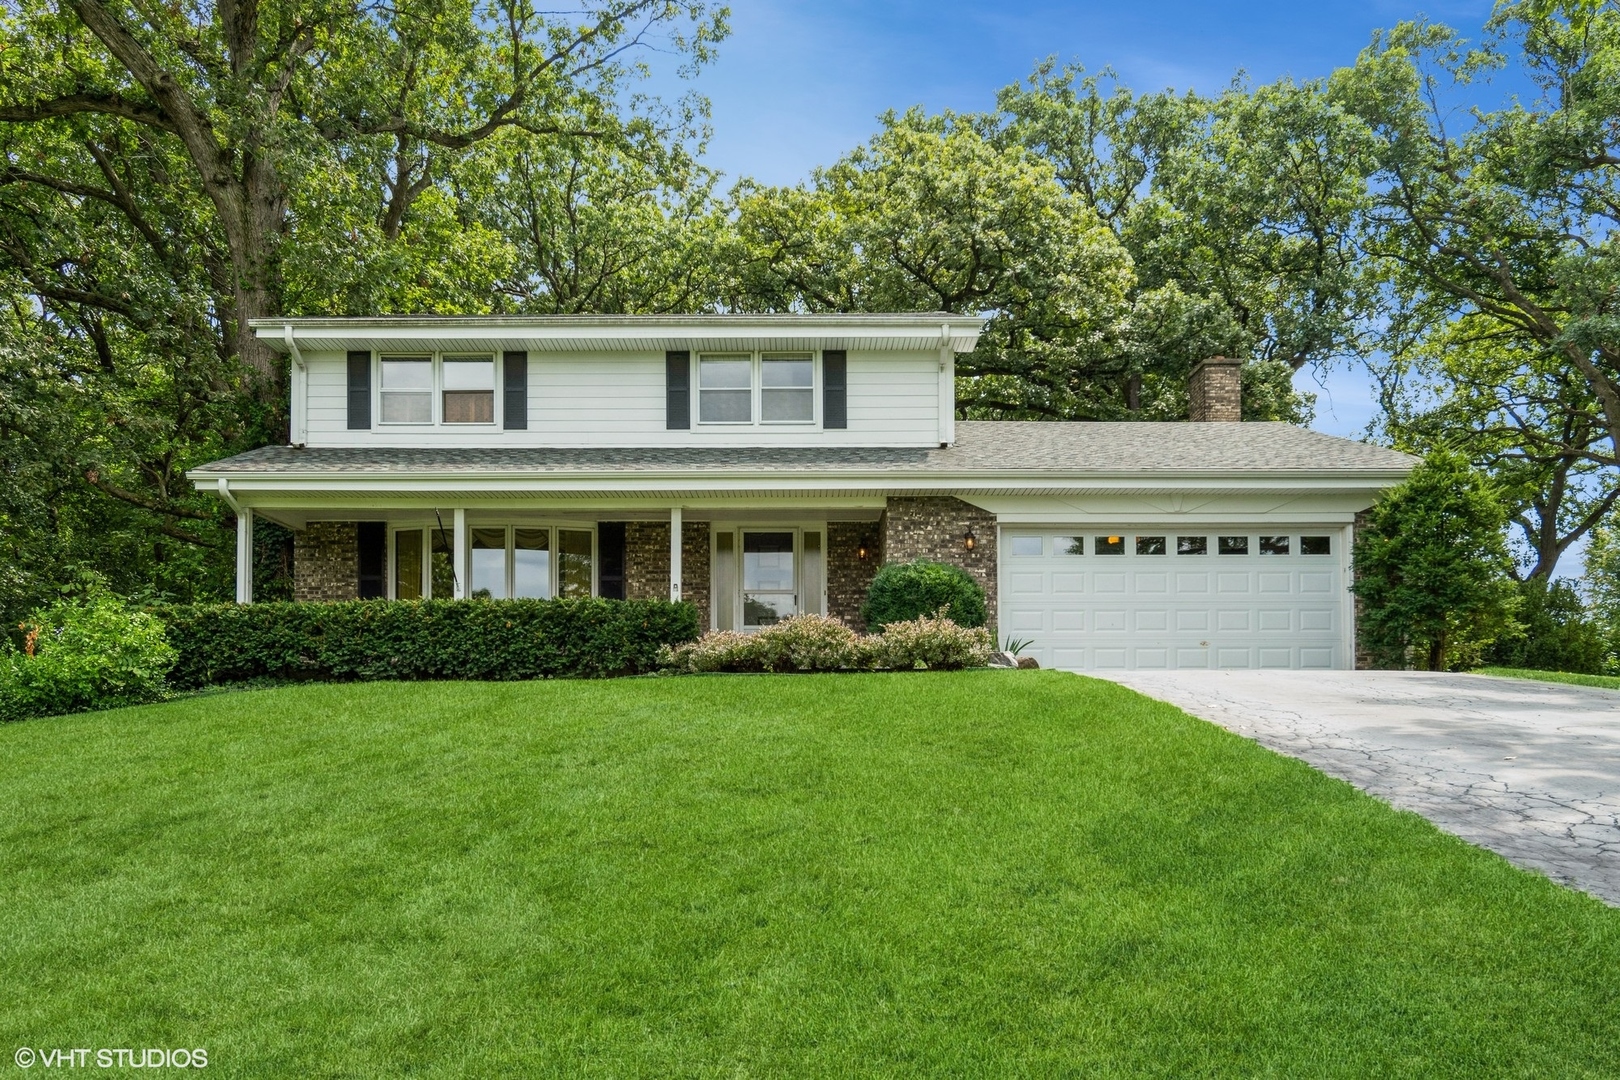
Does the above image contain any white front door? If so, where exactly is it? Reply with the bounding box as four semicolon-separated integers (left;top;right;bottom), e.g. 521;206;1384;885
999;528;1348;671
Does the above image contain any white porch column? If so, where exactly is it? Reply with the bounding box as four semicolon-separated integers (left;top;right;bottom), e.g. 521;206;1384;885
453;508;468;599
669;507;683;603
235;508;254;604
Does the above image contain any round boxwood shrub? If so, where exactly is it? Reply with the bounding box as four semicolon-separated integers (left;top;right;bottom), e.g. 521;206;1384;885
861;558;986;632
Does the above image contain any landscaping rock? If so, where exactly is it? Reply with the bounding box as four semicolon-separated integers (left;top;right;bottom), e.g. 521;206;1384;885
1017;656;1040;669
988;651;1018;668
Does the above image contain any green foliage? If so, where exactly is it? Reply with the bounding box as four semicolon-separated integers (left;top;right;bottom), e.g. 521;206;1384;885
1483;578;1608;674
0;595;176;722
658;613;993;674
1353;452;1520;670
861;559;988;632
158;599;700;688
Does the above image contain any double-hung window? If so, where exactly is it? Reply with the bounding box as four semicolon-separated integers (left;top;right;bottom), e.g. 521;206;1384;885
379;356;433;423
442;355;495;424
377;353;498;426
699;355;753;422
762;355;813;421
697;352;817;426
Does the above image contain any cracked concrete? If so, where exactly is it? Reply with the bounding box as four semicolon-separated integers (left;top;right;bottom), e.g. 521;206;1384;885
1104;670;1620;906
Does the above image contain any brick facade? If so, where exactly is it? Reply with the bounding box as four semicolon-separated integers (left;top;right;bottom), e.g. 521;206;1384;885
293;521;359;602
624;520;711;628
1189;355;1243;422
882;496;999;631
827;521;884;630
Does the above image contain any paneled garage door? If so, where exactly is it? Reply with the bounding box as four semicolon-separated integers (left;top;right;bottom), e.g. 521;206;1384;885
999;528;1348;671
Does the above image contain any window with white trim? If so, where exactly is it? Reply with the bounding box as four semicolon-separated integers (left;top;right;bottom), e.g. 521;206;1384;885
379;356;432;423
697;352;817;426
376;353;499;427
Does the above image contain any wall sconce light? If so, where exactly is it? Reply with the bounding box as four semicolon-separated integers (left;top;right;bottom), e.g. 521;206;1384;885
963;529;977;551
857;533;875;560
857;541;869;560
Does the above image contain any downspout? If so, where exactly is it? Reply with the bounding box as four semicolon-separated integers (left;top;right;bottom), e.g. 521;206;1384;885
216;477;242;516
283;323;307;446
938;322;956;446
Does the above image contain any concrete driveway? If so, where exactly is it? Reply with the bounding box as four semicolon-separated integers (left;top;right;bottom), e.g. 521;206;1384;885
1105;670;1620;906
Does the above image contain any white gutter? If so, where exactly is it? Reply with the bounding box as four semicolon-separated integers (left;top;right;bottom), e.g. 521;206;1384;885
215;477;242;514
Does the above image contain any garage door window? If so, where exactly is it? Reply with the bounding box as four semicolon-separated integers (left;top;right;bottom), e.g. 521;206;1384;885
1219;536;1249;555
1095;535;1125;555
1010;535;1043;556
1060;537;1085;555
1177;536;1208;555
1260;535;1290;555
1302;535;1332;555
1135;535;1167;555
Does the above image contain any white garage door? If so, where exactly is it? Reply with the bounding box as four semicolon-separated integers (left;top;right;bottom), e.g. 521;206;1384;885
999;528;1348;671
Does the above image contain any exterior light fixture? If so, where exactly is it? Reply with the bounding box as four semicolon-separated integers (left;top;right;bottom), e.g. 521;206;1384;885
963;529;976;551
857;541;869;560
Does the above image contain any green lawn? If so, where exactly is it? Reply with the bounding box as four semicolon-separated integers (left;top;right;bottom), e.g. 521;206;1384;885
1477;666;1620;691
3;672;1617;1078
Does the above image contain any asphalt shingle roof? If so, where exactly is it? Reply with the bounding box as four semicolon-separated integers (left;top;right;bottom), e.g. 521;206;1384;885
192;422;1414;476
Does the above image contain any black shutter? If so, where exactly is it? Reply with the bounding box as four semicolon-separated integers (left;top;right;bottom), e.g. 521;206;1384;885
666;350;690;430
503;350;528;430
356;522;386;599
823;349;847;429
597;522;626;600
347;351;371;430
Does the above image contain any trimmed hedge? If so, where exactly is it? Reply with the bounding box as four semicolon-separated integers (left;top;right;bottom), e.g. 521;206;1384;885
157;599;701;688
861;558;987;632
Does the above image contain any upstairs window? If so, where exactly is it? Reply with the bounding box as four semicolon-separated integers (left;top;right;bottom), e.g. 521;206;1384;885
379;357;432;423
699;356;753;422
377;353;499;426
697;352;818;427
762;355;814;422
442;355;495;424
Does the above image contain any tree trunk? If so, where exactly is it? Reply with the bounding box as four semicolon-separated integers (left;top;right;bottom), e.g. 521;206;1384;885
1427;637;1445;672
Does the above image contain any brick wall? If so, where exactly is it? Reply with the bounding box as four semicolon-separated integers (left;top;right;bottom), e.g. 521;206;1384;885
827;521;883;630
293;522;359;602
1189;355;1243;422
624;520;711;628
882;496;999;631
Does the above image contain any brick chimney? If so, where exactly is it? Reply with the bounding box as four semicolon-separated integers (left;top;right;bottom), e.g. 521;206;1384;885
1188;355;1243;422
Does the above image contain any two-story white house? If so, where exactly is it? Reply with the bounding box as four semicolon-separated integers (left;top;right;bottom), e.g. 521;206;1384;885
188;313;1413;671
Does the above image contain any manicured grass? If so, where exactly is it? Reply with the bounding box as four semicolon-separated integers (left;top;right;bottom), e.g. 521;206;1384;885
1477;665;1620;691
3;672;1618;1078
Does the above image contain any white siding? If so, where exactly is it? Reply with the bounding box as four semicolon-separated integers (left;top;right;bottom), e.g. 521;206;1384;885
299;348;941;448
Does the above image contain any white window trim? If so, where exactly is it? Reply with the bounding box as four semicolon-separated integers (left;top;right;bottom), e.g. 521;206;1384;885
389;522;596;600
375;352;502;430
711;524;827;631
694;350;820;429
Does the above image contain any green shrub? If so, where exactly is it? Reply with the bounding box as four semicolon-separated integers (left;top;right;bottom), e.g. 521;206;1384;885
1;596;177;722
157;598;700;688
659;612;993;674
861;559;987;632
1483;578;1607;674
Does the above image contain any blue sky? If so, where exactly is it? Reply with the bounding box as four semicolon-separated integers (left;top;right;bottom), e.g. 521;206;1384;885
651;0;1501;442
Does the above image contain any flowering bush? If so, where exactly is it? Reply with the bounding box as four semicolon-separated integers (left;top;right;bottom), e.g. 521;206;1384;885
659;611;993;674
1;595;177;722
867;610;994;671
